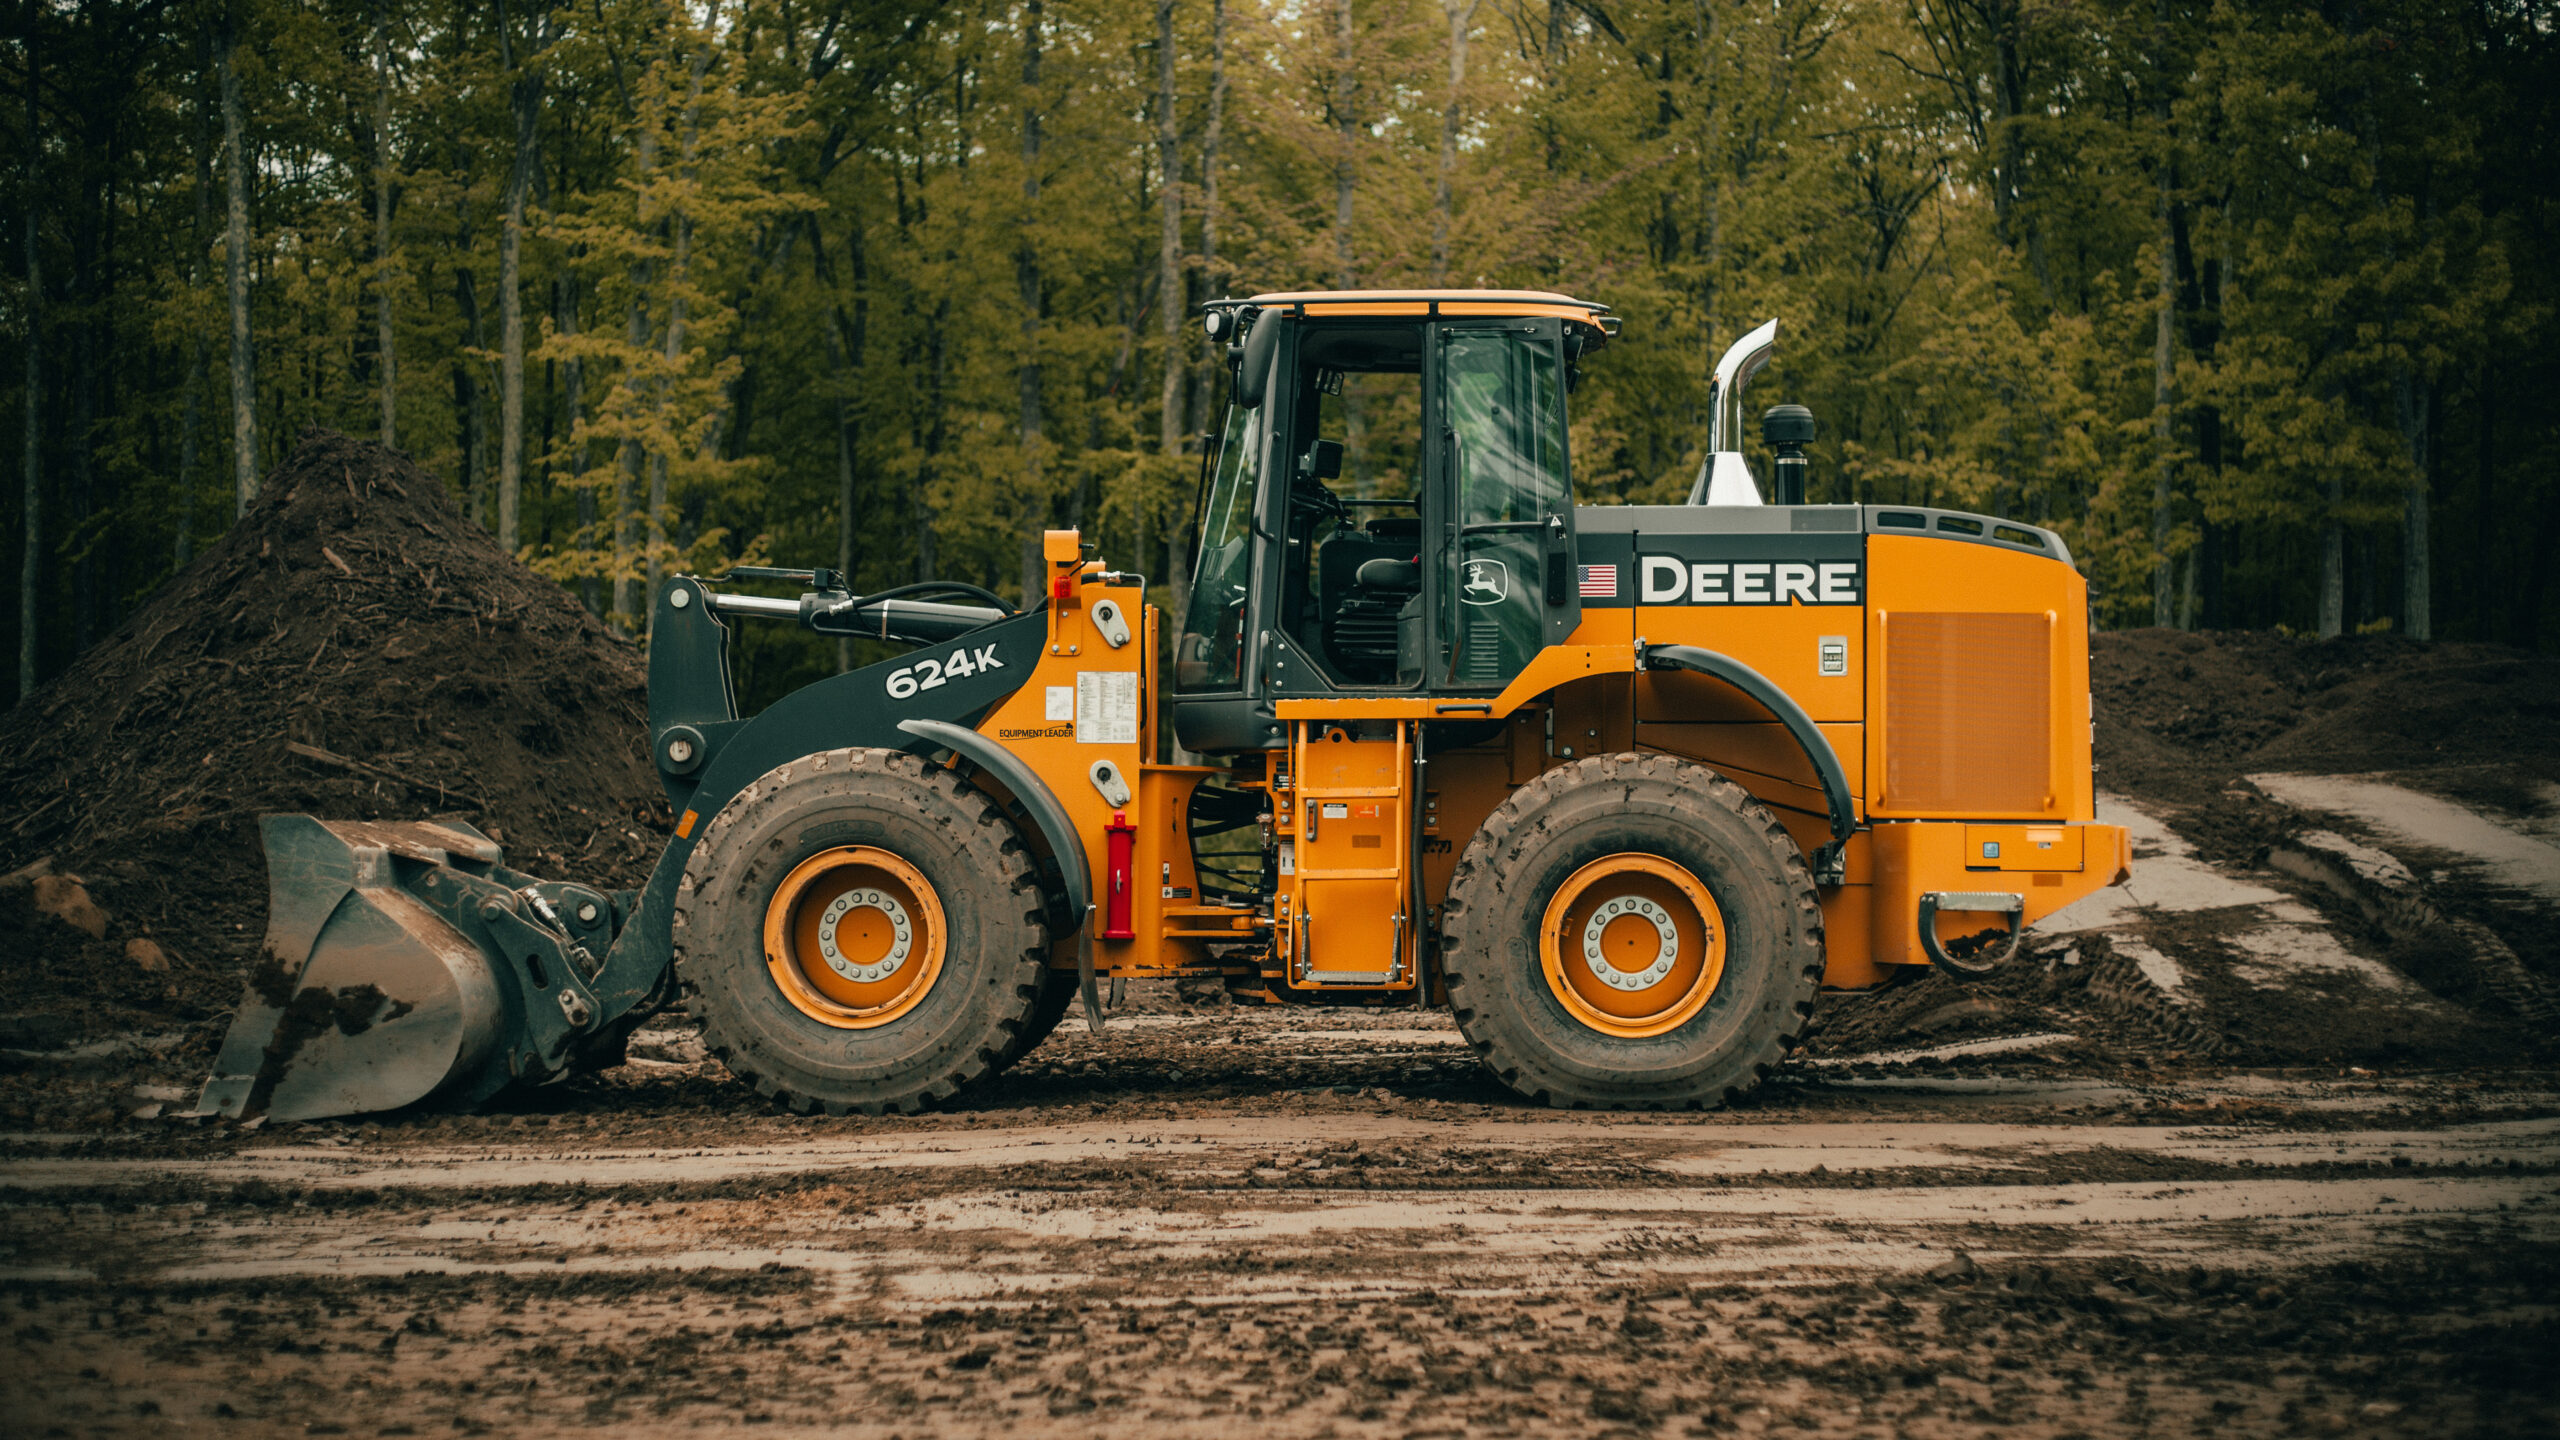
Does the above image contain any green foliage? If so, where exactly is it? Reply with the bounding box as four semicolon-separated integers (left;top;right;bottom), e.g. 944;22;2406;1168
5;0;2559;703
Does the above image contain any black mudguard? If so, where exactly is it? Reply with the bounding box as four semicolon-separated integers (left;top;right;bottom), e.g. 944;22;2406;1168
583;580;1049;1020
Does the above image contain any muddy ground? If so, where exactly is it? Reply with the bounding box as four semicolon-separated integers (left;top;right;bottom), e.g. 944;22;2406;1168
2;1017;2557;1438
5;451;2560;1440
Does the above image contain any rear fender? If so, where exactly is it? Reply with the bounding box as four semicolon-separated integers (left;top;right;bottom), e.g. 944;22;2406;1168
1638;641;1856;875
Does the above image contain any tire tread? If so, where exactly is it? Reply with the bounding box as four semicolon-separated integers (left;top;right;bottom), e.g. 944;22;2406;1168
672;748;1049;1115
1439;752;1823;1110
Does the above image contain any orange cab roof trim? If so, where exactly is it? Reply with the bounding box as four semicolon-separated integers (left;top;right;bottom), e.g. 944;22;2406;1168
1245;287;1609;310
1236;288;1620;341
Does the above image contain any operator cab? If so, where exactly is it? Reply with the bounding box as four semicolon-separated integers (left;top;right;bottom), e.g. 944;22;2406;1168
1173;291;1617;753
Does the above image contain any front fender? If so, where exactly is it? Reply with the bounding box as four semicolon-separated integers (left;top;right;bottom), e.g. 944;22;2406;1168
596;599;1049;1013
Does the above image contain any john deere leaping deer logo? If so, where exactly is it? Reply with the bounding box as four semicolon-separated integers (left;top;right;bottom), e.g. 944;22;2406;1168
1460;557;1510;606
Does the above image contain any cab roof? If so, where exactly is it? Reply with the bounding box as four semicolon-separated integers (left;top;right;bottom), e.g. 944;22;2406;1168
1240;288;1619;342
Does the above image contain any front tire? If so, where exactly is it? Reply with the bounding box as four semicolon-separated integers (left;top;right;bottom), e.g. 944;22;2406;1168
674;747;1050;1115
1439;753;1823;1109
997;968;1081;1069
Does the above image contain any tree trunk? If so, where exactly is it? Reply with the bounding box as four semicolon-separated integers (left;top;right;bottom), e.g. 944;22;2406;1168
611;102;661;637
1019;0;1047;605
219;22;258;514
178;339;202;569
1434;0;1480;286
827;307;857;666
2319;472;2344;638
613;301;642;633
557;277;596;617
2396;367;2431;641
373;1;398;447
831;216;868;672
2358;532;2376;629
1332;0;1357;288
2151;179;2175;628
454;259;486;521
1541;0;1565;172
2198;519;2220;630
2475;361;2495;641
1185;0;1224;453
1176;0;1214;753
69;181;96;654
1202;0;1223;286
1155;0;1184;461
18;39;38;702
495;6;543;554
174;13;215;570
916;298;947;584
647;49;708;632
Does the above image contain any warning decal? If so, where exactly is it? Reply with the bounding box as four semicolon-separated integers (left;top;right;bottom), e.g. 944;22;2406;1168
1075;671;1138;745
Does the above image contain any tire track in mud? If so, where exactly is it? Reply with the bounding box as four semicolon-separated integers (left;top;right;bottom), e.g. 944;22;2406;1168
4;1171;2554;1440
10;1111;2559;1304
6;1007;2560;1437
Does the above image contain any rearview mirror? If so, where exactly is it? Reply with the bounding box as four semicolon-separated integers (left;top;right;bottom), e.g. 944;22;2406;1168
1297;439;1343;481
1235;310;1280;410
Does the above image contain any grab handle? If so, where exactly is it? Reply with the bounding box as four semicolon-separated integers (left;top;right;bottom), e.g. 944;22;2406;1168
1917;891;2024;979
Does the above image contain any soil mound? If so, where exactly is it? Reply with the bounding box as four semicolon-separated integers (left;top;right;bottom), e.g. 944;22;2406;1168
0;430;668;1038
2092;628;2560;805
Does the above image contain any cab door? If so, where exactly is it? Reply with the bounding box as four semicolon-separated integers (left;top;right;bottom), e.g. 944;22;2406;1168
1431;318;1580;691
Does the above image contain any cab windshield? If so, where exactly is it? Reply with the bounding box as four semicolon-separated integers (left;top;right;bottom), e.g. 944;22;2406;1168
1174;397;1263;693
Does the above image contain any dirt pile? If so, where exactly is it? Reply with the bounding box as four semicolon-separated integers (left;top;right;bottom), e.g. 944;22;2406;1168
2092;628;2560;805
0;429;668;1038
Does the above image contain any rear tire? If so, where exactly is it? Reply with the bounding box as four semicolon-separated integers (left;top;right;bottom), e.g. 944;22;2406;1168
1439;753;1822;1109
674;747;1049;1115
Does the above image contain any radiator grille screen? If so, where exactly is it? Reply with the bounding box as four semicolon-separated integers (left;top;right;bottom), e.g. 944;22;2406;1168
1883;612;2051;814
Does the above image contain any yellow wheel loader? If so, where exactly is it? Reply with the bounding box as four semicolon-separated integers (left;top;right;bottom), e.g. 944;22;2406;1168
196;289;2130;1121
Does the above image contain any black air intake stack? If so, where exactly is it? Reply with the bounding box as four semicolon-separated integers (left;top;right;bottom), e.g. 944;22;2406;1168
1763;404;1815;506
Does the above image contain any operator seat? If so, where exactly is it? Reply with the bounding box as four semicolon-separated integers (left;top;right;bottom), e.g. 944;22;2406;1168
1319;514;1422;687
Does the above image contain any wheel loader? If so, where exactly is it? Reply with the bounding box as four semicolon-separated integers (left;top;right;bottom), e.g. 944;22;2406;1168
196;288;2131;1121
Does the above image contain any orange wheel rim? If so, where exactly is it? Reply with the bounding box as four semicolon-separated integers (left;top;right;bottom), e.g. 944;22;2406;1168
1537;852;1726;1039
762;846;948;1030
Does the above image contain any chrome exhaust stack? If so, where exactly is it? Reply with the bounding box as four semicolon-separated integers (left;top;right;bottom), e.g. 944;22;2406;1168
1689;319;1778;506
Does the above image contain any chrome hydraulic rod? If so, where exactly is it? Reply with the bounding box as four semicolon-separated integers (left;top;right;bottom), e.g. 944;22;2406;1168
703;587;1008;645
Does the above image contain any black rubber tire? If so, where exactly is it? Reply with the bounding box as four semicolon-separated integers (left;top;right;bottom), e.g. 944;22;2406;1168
673;747;1050;1115
1439;752;1823;1109
995;968;1081;1070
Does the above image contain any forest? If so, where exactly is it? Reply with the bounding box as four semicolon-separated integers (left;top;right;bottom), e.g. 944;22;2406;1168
5;0;2555;709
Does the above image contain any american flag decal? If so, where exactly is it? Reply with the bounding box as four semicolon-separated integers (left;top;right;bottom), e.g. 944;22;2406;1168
1578;564;1619;599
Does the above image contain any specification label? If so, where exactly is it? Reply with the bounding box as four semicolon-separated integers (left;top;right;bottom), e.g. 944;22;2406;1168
1075;670;1138;745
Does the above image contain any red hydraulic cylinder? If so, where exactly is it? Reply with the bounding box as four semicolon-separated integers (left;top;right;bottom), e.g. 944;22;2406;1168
1103;810;1137;939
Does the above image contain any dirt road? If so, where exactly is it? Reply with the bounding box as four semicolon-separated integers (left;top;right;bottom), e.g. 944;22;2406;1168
5;1008;2555;1438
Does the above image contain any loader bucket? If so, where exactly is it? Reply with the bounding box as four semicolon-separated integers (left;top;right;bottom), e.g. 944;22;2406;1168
194;816;508;1122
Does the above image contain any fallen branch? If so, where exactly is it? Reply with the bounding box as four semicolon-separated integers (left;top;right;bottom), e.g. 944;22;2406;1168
285;741;489;812
11;792;68;838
